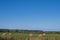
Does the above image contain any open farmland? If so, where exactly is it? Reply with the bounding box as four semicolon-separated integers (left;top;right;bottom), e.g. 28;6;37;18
0;32;60;40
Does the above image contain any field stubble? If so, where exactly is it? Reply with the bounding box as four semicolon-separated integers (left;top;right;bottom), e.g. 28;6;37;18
0;32;60;40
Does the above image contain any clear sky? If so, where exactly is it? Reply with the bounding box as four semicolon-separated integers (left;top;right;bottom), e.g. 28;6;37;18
0;0;60;31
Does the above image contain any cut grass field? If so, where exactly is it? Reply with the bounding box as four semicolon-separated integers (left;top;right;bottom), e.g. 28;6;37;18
0;32;60;40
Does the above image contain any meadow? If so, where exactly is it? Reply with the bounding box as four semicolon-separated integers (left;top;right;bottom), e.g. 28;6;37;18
0;32;60;40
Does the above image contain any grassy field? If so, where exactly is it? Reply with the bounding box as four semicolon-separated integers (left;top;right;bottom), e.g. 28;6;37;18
0;32;60;40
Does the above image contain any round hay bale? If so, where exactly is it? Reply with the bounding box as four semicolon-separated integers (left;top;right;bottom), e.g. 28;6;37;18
9;33;12;35
2;33;7;36
39;34;42;37
29;33;33;37
43;33;46;36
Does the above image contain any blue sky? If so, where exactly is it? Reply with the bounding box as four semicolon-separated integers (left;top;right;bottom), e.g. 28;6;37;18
0;0;60;31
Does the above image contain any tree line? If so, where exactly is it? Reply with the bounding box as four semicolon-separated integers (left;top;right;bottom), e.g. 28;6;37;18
0;29;60;34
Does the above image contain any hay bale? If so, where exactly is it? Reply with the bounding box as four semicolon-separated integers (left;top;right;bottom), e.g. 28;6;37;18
29;33;33;37
43;33;46;36
2;33;7;36
9;33;12;35
39;34;42;37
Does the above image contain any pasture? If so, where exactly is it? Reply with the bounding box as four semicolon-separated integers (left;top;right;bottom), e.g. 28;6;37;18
0;32;60;40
